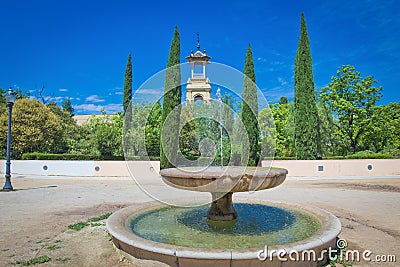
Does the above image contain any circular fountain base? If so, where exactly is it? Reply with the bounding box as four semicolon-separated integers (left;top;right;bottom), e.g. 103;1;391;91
107;198;341;267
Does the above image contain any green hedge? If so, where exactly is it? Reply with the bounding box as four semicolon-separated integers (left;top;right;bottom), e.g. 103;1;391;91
21;152;125;161
265;154;394;160
125;156;160;161
344;153;393;159
20;152;396;161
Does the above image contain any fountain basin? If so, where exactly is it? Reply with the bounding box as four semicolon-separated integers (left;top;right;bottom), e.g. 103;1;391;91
107;198;341;267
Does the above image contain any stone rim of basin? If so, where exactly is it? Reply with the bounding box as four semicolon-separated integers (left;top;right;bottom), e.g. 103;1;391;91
106;198;341;267
160;166;288;193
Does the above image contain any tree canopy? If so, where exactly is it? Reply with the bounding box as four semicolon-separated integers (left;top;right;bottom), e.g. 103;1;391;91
320;65;383;154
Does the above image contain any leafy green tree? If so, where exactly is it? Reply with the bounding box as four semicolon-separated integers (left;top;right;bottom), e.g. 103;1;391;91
359;102;399;155
294;13;320;160
123;54;133;114
62;98;74;116
316;101;336;157
124;102;163;159
258;106;276;159
67;125;98;155
178;105;198;160
241;44;259;166
0;99;62;158
145;101;162;157
320;65;383;154
85;113;123;157
124;103;148;157
0;88;29;114
269;102;295;157
47;102;72;153
221;94;235;133
160;27;181;169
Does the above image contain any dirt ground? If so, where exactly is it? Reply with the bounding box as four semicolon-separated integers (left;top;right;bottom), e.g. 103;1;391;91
0;176;399;266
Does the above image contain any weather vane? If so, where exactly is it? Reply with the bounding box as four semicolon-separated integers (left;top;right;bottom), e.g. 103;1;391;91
197;32;200;50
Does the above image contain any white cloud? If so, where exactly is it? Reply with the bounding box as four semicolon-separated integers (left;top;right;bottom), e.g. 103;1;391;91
262;86;294;103
85;94;105;103
73;103;123;113
257;57;267;62
73;104;101;112
134;89;161;95
28;95;75;103
59;88;68;92
44;96;65;102
277;77;288;86
103;104;123;113
115;91;123;95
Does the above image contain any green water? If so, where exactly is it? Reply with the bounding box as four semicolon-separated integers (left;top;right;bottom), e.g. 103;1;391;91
130;203;321;249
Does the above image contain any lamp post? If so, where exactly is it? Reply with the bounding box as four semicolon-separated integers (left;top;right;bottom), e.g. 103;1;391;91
3;87;16;191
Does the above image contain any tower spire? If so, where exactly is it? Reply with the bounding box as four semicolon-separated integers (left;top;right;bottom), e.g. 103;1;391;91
197;32;200;51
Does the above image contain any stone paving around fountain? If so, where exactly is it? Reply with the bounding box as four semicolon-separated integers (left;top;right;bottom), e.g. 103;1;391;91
0;175;399;266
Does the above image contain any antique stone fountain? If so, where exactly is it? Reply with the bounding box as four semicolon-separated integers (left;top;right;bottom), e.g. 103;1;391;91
160;166;287;223
107;165;341;266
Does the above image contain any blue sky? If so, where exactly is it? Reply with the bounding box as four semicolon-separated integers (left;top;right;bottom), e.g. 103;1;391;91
0;0;399;114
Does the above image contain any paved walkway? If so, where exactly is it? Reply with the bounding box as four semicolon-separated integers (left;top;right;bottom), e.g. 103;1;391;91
0;175;399;266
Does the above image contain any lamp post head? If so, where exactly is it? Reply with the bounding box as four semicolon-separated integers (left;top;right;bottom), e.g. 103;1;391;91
6;87;16;104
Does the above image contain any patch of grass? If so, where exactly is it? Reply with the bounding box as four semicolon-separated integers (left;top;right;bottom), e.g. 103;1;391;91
35;240;43;244
15;255;51;266
46;244;61;250
54;239;62;243
68;212;112;231
68;221;88;231
329;248;353;267
31;248;39;252
344;225;354;229
88;212;112;222
55;257;71;262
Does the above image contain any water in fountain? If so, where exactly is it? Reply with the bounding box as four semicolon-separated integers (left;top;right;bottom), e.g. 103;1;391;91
130;203;320;249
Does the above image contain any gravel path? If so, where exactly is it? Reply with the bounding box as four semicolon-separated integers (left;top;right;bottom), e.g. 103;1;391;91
0;176;399;266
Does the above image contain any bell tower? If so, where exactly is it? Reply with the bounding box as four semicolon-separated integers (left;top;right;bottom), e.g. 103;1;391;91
185;33;212;103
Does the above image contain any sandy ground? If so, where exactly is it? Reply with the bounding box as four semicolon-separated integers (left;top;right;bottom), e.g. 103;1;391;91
0;175;399;267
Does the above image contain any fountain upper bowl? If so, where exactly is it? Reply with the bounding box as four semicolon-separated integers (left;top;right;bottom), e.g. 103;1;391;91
160;166;288;193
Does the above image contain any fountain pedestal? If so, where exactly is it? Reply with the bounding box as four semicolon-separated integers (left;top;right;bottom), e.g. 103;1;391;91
160;166;287;223
207;192;237;221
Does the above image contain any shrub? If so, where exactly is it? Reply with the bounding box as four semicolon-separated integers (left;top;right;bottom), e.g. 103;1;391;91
21;152;126;161
345;152;393;159
322;156;345;160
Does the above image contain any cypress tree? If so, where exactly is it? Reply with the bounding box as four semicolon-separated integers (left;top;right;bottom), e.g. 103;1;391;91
62;98;74;116
160;27;182;169
294;13;320;159
123;54;132;114
241;44;259;166
279;96;288;105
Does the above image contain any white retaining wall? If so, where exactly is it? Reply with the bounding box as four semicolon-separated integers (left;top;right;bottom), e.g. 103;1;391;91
1;159;399;178
265;159;400;177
